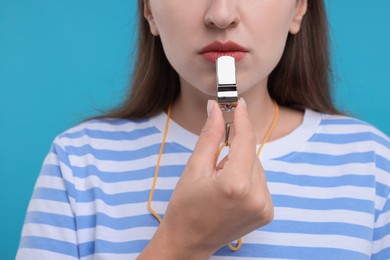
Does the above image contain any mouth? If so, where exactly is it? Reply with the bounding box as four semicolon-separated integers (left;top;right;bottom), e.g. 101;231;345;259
199;41;249;63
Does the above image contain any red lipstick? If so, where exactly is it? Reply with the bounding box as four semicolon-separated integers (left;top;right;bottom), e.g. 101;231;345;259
199;41;249;63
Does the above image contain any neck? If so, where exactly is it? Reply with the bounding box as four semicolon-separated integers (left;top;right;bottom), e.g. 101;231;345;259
171;78;289;144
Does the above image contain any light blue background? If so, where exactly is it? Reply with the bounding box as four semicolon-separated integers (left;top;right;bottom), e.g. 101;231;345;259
0;1;389;259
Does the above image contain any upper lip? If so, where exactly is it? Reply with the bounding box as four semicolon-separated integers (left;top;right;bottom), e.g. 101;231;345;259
199;41;249;53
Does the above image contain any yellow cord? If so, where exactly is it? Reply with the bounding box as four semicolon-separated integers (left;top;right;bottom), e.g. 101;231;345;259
147;105;172;223
148;101;279;252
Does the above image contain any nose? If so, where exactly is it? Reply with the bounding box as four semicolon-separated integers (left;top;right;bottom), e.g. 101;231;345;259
204;0;240;30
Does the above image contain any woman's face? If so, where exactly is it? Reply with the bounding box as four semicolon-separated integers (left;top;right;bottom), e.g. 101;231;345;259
145;0;307;97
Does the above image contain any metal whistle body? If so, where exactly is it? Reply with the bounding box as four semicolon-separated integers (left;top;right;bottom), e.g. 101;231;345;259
216;56;238;145
216;56;238;112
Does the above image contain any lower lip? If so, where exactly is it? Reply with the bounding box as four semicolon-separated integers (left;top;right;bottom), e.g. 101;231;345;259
201;51;247;63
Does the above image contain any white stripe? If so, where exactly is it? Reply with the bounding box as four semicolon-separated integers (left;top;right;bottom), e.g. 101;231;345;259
319;118;390;142
305;141;380;155
35;175;69;191
268;182;374;201
76;201;167;218
372;234;390;254
375;207;390;228
274;207;373;227
16;248;77;260
375;196;388;211
74;176;178;194
265;160;374;177
61;132;163;151
77;226;156;244
245;230;371;255
63;120;153;135
68;153;191;172
44;153;74;184
320;124;374;134
27;199;74;217
43;152;59;165
81;253;139;260
21;223;77;244
375;167;390;189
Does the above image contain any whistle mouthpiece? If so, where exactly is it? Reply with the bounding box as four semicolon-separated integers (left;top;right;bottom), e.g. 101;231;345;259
216;56;238;112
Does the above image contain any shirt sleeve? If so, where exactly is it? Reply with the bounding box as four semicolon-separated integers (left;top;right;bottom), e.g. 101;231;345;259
371;142;390;259
16;137;80;260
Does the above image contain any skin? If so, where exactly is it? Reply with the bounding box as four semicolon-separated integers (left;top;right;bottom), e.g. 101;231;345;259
144;0;308;141
139;1;308;259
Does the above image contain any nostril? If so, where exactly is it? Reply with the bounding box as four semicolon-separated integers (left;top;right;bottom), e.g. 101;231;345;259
205;15;239;30
204;2;240;30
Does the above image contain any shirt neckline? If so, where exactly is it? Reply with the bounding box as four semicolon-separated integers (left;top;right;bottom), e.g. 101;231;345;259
152;108;322;161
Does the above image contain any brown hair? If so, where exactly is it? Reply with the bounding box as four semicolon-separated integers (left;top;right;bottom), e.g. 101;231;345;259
101;0;339;120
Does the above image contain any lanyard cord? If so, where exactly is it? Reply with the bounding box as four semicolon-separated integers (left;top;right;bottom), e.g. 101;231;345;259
148;101;279;251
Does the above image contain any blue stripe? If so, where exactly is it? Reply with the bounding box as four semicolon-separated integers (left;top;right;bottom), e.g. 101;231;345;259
376;182;390;198
32;186;375;211
77;213;160;230
20;236;371;259
263;220;372;240
320;118;368;126
373;222;390;241
40;166;77;198
86;118;149;125
41;163;184;182
61;127;159;140
266;171;375;188
372;247;390;260
75;188;172;205
79;239;149;257
33;188;71;203
309;132;390;149
272;195;374;213
24;211;160;230
41;164;62;177
215;243;368;259
382;198;390;213
64;143;191;161
53;143;72;168
19;236;78;258
72;165;184;182
26;212;76;230
376;154;390;173
275;151;375;166
32;187;172;205
24;211;373;239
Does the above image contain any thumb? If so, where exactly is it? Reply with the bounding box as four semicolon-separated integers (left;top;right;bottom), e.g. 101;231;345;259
187;100;225;172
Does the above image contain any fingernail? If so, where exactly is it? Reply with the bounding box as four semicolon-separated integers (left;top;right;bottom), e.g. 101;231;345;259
207;100;214;117
239;98;247;109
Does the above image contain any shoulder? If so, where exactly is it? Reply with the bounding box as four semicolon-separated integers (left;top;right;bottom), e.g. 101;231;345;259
308;111;390;147
53;116;164;149
309;111;390;169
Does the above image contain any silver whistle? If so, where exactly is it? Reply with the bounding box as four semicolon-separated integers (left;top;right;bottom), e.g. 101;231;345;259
216;56;238;112
216;56;238;145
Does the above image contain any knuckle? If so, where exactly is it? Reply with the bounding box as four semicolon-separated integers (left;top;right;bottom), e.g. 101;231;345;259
260;202;275;225
221;180;251;199
253;196;274;225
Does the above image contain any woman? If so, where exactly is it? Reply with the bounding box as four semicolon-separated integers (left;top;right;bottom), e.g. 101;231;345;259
17;0;390;259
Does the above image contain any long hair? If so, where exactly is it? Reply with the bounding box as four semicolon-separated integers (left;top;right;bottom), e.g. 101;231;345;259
101;0;339;120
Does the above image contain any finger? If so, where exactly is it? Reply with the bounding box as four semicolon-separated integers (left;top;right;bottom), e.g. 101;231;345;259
228;98;257;171
186;100;225;172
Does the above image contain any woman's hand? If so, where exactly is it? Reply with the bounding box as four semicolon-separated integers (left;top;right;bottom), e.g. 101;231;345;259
139;98;274;259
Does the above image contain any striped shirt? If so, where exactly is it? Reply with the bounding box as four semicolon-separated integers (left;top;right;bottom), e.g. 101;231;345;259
17;109;390;259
